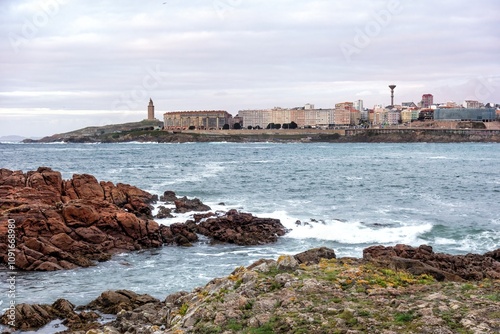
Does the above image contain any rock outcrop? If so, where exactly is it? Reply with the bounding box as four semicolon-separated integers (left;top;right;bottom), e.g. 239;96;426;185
194;209;288;245
363;244;500;281
157;209;288;247
174;196;211;213
0;167;162;271
0;298;101;332
5;246;498;333
0;168;289;271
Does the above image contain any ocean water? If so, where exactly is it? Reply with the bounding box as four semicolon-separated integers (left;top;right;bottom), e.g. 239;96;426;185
0;142;499;312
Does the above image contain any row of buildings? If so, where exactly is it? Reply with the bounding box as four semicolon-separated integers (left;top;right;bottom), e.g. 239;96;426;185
149;95;499;130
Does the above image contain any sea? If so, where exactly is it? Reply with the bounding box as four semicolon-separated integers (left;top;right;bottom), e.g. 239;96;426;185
0;141;499;331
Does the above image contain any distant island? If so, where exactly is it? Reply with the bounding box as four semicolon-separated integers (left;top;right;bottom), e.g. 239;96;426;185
0;135;41;142
21;119;500;144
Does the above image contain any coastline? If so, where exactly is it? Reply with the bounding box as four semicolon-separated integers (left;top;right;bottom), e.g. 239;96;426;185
22;127;500;144
2;245;499;333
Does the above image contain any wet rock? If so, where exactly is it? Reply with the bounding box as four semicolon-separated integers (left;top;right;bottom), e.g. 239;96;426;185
155;205;173;219
159;223;198;246
193;212;216;223
160;190;178;203
196;209;287;245
174;196;211;213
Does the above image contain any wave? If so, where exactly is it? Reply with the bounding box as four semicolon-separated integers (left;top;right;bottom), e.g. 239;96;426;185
115;141;160;145
259;210;432;245
0;141;26;144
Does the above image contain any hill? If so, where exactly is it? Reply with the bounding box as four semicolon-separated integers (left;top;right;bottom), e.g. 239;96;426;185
23;119;163;143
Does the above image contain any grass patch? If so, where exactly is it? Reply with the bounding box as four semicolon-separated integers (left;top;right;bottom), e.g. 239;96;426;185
461;283;475;293
178;303;189;316
486;293;500;302
225;319;244;331
394;311;415;324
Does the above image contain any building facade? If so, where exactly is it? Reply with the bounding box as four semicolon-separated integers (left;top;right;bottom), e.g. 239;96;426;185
238;106;335;128
421;94;433;108
163;111;233;130
434;108;496;121
334;102;354;126
463;100;481;109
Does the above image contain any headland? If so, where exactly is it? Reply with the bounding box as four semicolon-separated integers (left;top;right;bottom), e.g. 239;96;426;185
22;120;500;143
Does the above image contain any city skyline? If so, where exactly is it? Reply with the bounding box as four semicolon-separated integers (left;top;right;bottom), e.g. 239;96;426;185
1;0;499;137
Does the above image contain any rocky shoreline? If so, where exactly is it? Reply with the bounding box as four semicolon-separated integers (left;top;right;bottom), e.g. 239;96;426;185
0;168;287;271
1;168;499;333
1;245;499;333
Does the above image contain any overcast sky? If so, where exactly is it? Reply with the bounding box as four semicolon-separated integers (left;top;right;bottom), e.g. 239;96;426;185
1;0;499;137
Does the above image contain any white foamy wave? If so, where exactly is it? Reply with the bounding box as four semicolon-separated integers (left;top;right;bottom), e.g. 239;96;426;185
455;231;500;253
258;210;432;245
287;221;432;245
151;198;229;226
41;141;67;144
433;237;458;245
428;156;457;160
115;141;160;145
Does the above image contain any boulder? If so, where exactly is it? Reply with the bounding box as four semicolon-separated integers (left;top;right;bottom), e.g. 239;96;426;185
160;190;178;203
0;298;103;332
363;244;500;281
159;223;198;246
84;290;160;315
484;248;500;262
174;196;211;213
195;209;287;245
155;205;173;219
0;168;163;271
294;247;337;265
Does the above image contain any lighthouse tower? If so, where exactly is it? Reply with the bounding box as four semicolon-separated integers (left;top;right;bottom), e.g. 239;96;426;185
147;98;155;120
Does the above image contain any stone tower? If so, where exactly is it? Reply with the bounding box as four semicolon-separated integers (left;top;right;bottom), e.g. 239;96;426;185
147;98;155;120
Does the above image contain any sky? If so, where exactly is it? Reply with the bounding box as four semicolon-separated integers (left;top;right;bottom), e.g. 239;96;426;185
1;0;499;138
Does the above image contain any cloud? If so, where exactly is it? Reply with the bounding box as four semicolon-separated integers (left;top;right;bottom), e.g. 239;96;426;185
0;0;499;137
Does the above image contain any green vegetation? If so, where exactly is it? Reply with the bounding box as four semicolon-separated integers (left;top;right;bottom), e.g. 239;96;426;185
394;311;415;324
164;256;499;333
178;303;189;316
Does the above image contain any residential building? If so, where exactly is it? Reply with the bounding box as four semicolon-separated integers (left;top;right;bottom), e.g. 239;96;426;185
421;94;434;108
237;109;272;128
402;102;417;109
371;110;387;125
163;110;233;130
354;100;363;112
400;110;412;123
387;110;401;125
463;100;481;109
334;102;354;126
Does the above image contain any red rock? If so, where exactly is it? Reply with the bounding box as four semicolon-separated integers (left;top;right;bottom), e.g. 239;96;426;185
363;244;500;281
69;174;105;200
196;209;287;245
74;226;108;244
0;168;163;271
